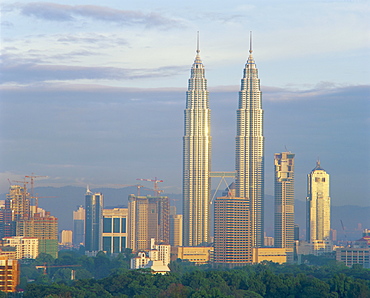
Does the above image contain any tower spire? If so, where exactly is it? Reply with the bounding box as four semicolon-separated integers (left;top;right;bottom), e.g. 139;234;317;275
249;31;253;54
197;31;200;54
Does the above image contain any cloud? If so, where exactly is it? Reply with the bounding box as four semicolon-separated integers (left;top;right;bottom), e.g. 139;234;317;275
0;54;187;84
11;2;183;28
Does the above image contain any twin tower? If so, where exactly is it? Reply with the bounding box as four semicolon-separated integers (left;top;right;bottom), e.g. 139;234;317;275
182;34;264;248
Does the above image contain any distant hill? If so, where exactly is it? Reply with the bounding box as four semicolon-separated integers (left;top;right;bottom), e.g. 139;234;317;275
1;186;368;241
264;195;370;241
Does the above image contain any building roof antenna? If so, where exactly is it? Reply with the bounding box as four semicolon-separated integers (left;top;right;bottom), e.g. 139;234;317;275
249;31;253;54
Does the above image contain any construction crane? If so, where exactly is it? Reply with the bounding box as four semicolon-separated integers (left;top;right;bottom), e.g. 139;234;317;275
143;187;164;197
137;177;164;196
114;184;144;196
25;174;48;210
35;264;81;275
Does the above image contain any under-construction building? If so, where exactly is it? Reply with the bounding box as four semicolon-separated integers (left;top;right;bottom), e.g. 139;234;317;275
128;195;170;252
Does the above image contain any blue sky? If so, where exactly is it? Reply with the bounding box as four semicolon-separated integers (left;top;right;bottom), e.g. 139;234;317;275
0;0;369;206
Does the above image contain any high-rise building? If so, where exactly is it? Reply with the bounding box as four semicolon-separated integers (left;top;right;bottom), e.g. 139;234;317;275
0;256;19;293
214;194;252;266
102;208;128;254
85;189;103;254
183;35;212;246
306;161;331;243
128;195;169;252
16;213;58;258
274;152;295;250
7;185;31;220
73;206;85;246
0;185;30;239
170;214;183;247
60;230;73;247
235;35;264;247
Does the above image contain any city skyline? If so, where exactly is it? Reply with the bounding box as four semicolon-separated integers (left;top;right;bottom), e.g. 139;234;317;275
0;1;369;208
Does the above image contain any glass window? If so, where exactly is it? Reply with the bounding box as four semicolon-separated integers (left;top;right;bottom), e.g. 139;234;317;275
113;237;120;253
113;218;120;233
121;237;126;251
103;237;111;253
103;218;112;233
121;218;126;233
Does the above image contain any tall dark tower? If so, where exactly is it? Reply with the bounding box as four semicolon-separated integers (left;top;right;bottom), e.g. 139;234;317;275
85;188;103;253
235;33;264;247
274;152;295;251
183;33;212;246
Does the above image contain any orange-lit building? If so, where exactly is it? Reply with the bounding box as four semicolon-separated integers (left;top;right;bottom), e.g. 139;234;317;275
0;256;20;293
171;246;213;265
214;196;252;267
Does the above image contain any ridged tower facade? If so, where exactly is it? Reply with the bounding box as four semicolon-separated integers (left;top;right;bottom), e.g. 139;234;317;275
306;161;331;242
183;36;211;246
235;35;264;247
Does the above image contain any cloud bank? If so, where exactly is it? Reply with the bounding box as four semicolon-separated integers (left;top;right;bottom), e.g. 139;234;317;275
8;2;183;28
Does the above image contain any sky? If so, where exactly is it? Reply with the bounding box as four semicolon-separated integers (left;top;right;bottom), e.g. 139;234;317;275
0;0;369;206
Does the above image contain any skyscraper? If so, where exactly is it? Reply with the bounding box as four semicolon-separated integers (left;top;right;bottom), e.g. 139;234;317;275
306;161;331;243
274;152;295;250
102;208;128;254
85;189;103;254
235;34;264;247
73;205;85;246
183;35;212;246
16;213;58;258
128;195;169;252
214;192;252;266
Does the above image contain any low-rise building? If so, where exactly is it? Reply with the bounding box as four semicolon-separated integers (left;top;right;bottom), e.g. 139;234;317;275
252;247;288;264
171;246;213;265
336;247;370;268
2;236;39;259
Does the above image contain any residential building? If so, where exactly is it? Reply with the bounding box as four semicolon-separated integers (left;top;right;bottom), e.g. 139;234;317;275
0;256;20;293
130;239;171;274
73;206;85;246
183;34;212;246
102;208;128;254
128;195;169;252
0;246;16;259
214;195;252;266
274;152;295;262
2;236;39;259
235;34;264;247
85;189;103;254
306;161;331;248
149;238;171;266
